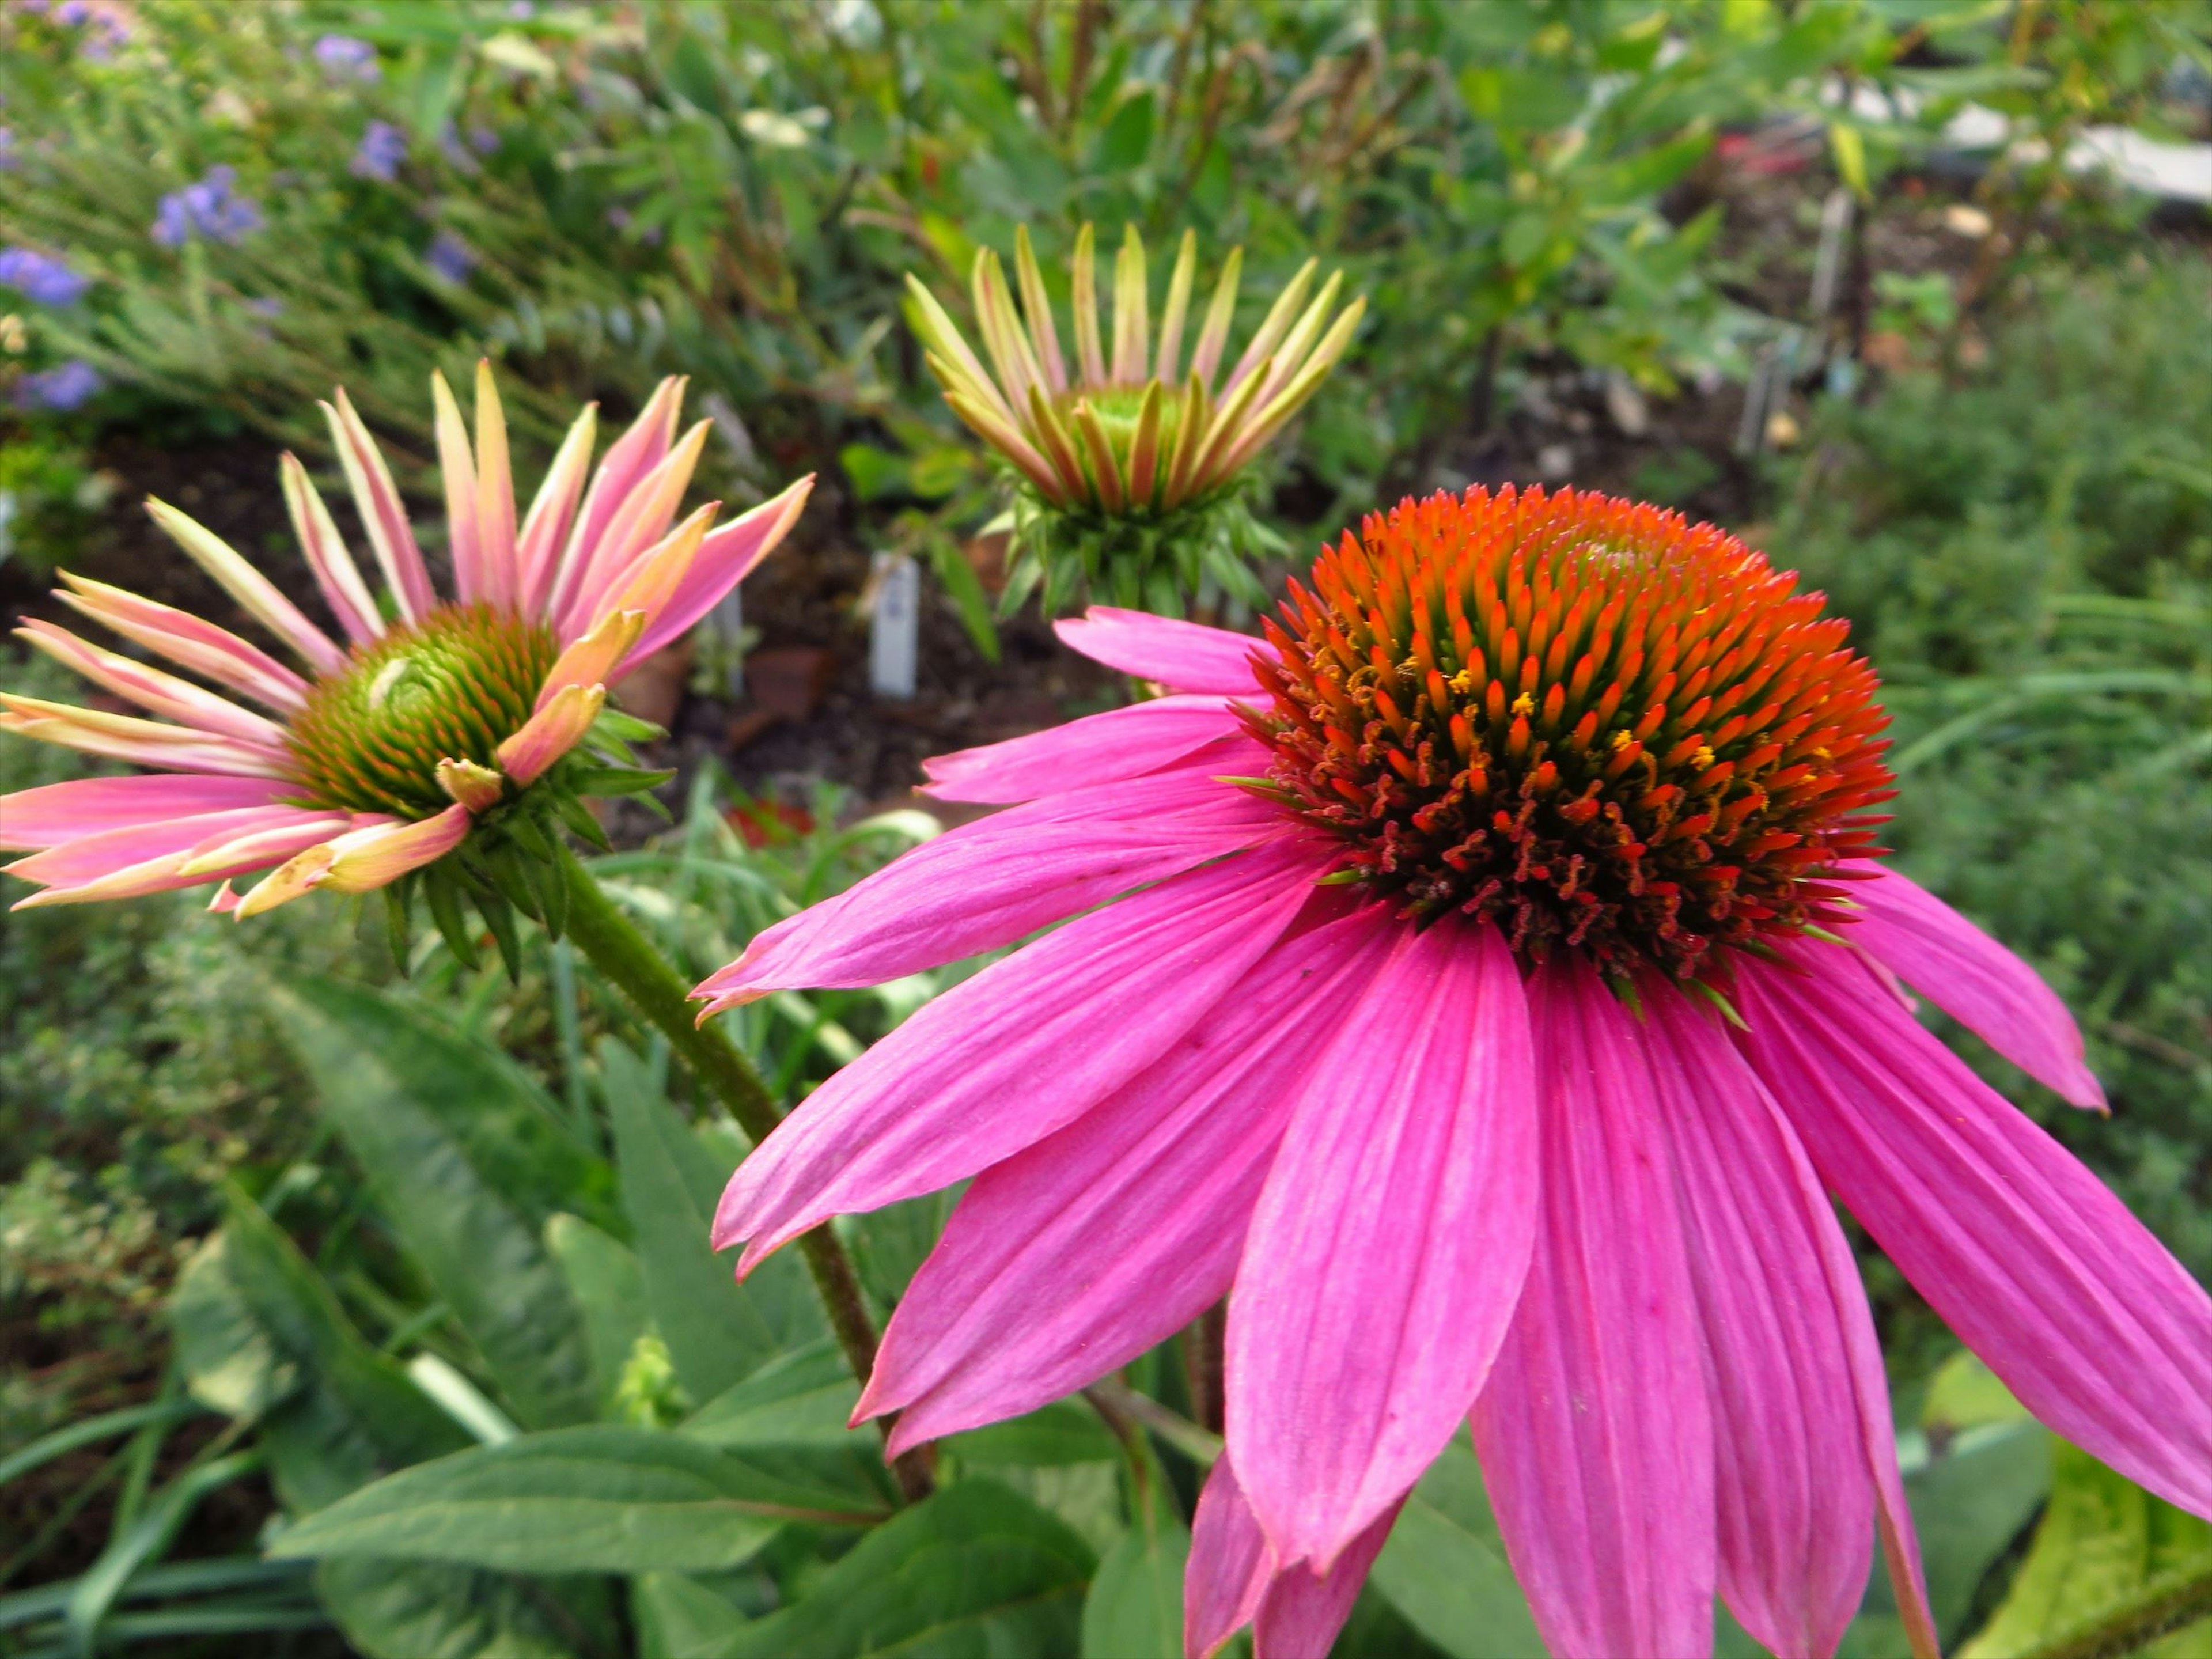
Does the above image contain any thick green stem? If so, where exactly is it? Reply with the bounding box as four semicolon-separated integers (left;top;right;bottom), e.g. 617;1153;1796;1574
555;845;934;1501
2014;1561;2212;1659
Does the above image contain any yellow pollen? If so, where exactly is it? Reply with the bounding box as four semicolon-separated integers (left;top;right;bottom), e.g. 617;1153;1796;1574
1511;692;1535;717
1610;729;1633;751
1693;745;1715;768
1449;669;1477;694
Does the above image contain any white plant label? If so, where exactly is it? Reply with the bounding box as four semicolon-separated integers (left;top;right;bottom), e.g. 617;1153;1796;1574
869;552;919;700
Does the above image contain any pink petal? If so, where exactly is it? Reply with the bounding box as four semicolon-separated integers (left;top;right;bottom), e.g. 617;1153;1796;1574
922;698;1255;805
618;475;814;674
279;453;384;647
1471;958;1715;1659
545;377;683;628
6;805;344;889
17;620;290;747
1184;1459;1396;1659
556;419;710;643
710;838;1327;1273
1228;916;1537;1573
1055;607;1275;694
1645;986;1936;1659
323;389;435;623
431;369;484;603
696;767;1277;1007
495;683;604;787
1841;860;2104;1109
9;809;355;908
861;906;1396;1452
1737;944;2212;1521
0;775;286;851
56;575;308;711
517;403;599;618
0;695;290;778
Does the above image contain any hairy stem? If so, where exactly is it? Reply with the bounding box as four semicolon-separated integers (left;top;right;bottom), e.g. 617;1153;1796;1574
554;845;933;1501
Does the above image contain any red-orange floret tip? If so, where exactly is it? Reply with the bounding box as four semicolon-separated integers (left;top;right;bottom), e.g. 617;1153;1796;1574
1245;484;1895;980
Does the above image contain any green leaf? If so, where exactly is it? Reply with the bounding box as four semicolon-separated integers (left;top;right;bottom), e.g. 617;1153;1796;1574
1960;1442;2212;1659
1893;1422;2055;1645
945;1399;1122;1468
634;1572;753;1659
1368;1435;1545;1658
603;1039;823;1403
681;1340;864;1452
270;1426;884;1575
316;1558;616;1659
1080;1503;1187;1659
545;1214;648;1414
715;1479;1095;1659
271;979;606;1429
172;1190;466;1515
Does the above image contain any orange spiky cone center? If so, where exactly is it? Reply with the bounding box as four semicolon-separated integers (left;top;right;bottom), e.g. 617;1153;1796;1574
285;604;558;816
1247;486;1894;979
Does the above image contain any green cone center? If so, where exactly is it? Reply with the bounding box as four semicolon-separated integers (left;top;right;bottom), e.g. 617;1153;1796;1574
285;604;559;815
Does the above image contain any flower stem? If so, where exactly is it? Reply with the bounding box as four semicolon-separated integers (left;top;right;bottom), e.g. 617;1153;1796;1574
554;844;934;1501
2011;1560;2212;1659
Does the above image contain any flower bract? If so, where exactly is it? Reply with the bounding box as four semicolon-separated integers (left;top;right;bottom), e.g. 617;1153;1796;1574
908;222;1362;613
1;363;811;947
695;485;2212;1659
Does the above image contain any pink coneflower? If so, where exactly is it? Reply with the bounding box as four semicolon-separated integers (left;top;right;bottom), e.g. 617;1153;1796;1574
2;365;810;918
699;486;2212;1659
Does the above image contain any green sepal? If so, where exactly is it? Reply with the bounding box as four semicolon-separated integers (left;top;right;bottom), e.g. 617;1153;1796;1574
553;791;612;852
570;766;679;800
591;709;668;745
422;866;482;972
1315;868;1369;887
484;845;543;925
476;887;524;983
505;808;559;868
382;879;414;976
1685;976;1751;1030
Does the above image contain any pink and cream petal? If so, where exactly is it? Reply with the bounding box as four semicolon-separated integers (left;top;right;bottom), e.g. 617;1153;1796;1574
1054;606;1275;694
55;574;308;711
0;774;286;851
145;498;345;674
6;805;343;890
472;360;519;608
496;683;605;788
1840;861;2104;1109
536;609;645;713
709;839;1327;1272
431;369;485;604
1229;916;1537;1573
619;475;815;673
323;388;434;622
1645;986;1935;1659
0;694;290;778
435;757;505;812
10;809;354;909
592;502;718;639
698;766;1281;1007
1738;944;2212;1521
922;697;1255;804
517;402;599;617
559;421;711;642
318;805;471;892
1471;959;1716;1659
279;453;384;647
16;620;289;747
546;377;685;627
861;906;1394;1450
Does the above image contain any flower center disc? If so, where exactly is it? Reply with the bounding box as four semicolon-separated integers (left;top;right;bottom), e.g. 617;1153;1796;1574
285;604;558;815
1247;486;1894;979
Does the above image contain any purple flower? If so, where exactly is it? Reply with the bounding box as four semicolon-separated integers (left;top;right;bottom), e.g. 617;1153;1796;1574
313;35;380;84
0;247;87;306
151;166;262;247
434;121;481;176
14;359;103;412
469;125;499;157
244;296;283;318
350;120;408;183
425;230;475;283
0;129;16;172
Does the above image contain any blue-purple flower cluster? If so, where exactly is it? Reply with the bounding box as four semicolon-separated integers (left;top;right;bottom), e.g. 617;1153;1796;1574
351;120;408;183
313;35;381;84
152;166;263;247
13;360;103;412
0;248;89;307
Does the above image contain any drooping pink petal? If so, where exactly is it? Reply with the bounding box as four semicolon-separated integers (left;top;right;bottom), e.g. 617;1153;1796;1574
1840;860;2104;1109
517;402;599;618
0;695;291;778
709;838;1325;1273
862;906;1396;1452
1737;944;2212;1521
1229;916;1538;1573
545;377;684;628
279;453;383;647
495;683;605;788
9;809;357;908
0;774;286;851
1055;607;1274;694
57;575;308;711
1183;1459;1397;1659
323;389;435;623
698;767;1277;1008
17;620;290;748
618;475;814;673
145;499;346;675
6;805;346;890
1187;1459;1273;1659
1471;959;1715;1659
1645;986;1936;1659
922;697;1253;804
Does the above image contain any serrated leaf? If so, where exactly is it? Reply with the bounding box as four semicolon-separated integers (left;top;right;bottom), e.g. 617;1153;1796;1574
271;979;608;1430
715;1479;1094;1658
1368;1434;1544;1658
603;1039;823;1403
270;1426;884;1575
1960;1442;2212;1659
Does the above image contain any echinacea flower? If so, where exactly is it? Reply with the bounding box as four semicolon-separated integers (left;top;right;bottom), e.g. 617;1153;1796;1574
698;486;2212;1659
907;224;1363;613
2;365;811;932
